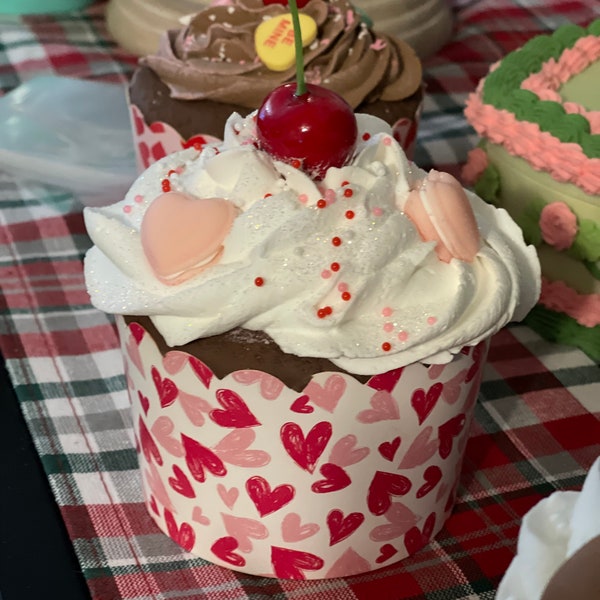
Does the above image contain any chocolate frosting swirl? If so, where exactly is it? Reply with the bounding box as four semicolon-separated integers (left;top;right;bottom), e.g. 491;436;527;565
141;0;421;110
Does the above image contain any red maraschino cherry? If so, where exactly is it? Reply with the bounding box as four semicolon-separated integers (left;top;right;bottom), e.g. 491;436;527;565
256;0;357;179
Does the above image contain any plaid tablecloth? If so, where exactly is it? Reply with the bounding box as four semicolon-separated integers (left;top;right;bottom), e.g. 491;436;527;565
0;1;599;599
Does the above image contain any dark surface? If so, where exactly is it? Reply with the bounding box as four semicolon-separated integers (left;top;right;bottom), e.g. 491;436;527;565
0;355;90;600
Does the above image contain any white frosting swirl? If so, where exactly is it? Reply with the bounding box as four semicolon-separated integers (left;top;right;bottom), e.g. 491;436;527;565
84;113;540;373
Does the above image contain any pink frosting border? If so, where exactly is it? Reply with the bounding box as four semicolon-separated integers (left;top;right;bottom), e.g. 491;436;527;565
465;35;600;195
521;36;600;134
539;276;600;327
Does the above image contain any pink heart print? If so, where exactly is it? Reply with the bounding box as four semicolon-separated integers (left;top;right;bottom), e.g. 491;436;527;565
217;484;239;509
280;421;332;473
151;366;178;408
271;546;324;579
441;369;468;404
178;390;212;427
397;426;439;469
168;464;196;499
369;502;419;541
302;374;346;413
232;370;284;400
213;429;270;467
403;512;436;555
211;536;246;567
210;388;261;428
126;333;145;376
221;513;269;552
191;506;210;526
311;463;351;494
281;513;320;542
367;471;412;516
411;382;443;425
325;548;370;578
328;434;370;467
246;476;295;517
164;508;195;553
151;416;184;457
181;433;227;482
357;390;400;423
327;509;365;545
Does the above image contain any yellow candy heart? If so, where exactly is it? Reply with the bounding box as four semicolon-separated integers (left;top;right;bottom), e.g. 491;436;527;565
255;13;317;72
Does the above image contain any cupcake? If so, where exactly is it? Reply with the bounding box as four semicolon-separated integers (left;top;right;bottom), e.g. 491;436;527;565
84;110;539;579
128;0;423;171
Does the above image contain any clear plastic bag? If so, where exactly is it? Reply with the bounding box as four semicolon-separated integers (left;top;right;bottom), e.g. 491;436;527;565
0;76;137;206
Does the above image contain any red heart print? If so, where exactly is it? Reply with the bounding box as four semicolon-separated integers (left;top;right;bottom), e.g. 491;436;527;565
149;495;159;516
280;421;332;473
411;382;443;425
132;109;144;136
213;429;270;467
246;476;295;517
149;121;166;133
416;465;442;498
327;509;365;545
357;390;400;423
378;436;401;462
404;512;436;556
168;464;196;498
189;356;213;388
221;514;268;552
328;434;370;467
211;536;246;567
138;416;163;466
311;463;351;494
182;433;227;482
281;513;320;542
290;395;313;414
367;367;404;392
271;546;324;579
397;426;438;469
367;471;412;516
128;322;145;344
302;375;346;413
375;543;398;564
217;484;239;509
210;388;261;428
369;502;419;541
164;509;195;552
138;391;150;416
151;366;178;408
138;142;151;169
438;413;466;459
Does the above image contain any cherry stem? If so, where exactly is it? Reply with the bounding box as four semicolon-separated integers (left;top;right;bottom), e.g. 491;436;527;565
288;0;307;96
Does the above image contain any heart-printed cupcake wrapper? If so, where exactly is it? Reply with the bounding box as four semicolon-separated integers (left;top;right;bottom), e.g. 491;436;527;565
120;317;488;579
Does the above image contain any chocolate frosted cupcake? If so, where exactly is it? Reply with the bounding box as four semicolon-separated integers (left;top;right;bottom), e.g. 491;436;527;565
129;0;423;170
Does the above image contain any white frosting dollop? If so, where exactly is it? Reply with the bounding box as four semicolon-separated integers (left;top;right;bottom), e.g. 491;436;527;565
84;112;540;373
496;456;600;600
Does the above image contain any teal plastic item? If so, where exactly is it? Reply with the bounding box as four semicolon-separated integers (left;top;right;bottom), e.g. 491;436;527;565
0;0;93;14
0;76;137;206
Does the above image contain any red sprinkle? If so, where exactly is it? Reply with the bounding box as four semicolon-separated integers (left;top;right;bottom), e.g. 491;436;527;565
291;159;302;169
332;236;342;247
382;342;392;352
317;199;327;209
264;193;272;198
362;132;371;141
254;277;264;287
167;169;177;177
161;179;171;192
317;306;333;319
341;291;351;301
341;180;349;187
345;210;355;219
343;188;353;198
330;262;340;272
193;142;203;150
